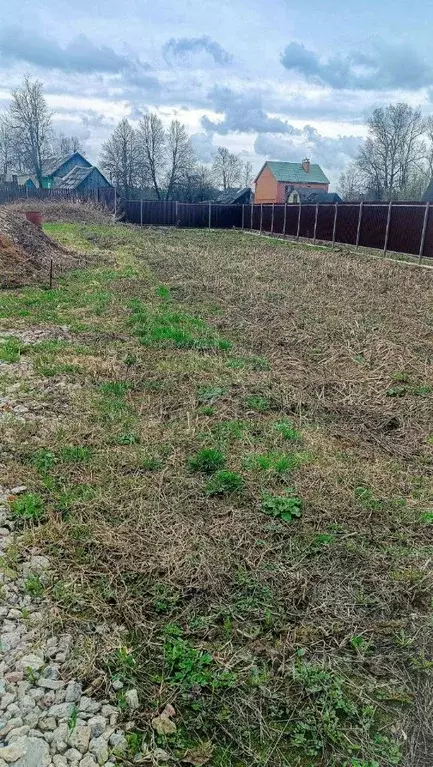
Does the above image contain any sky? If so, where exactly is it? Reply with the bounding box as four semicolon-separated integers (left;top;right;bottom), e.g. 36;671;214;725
0;0;432;188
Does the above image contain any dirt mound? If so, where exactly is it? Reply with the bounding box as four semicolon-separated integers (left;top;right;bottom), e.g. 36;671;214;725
0;209;80;288
7;199;114;224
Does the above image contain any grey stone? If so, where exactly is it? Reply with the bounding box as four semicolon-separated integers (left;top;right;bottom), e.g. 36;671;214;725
43;666;60;680
89;735;109;764
53;757;68;767
38;717;57;731
10;486;27;495
154;749;170;762
23;713;39;728
6;704;21;718
5;724;30;741
37;679;65;691
18;695;36;714
0;736;51;766
64;682;81;703
67;725;90;753
87;716;106;739
0;632;20;651
17;653;44;671
124;688;139;710
79;756;97;767
64;747;82;762
1;694;16;710
109;732;127;755
111;679;123;691
0;717;23;736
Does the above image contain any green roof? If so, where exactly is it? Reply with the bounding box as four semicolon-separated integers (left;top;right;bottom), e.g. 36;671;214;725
264;161;329;185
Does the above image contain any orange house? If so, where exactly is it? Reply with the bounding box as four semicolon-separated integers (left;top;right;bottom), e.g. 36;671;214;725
254;159;329;204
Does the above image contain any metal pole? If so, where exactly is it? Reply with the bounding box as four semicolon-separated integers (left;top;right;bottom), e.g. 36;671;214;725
49;259;53;290
175;201;179;226
313;203;319;244
260;204;263;233
355;201;363;249
208;201;211;229
271;203;275;235
332;203;338;246
418;202;430;264
383;200;392;256
283;204;287;236
296;203;302;240
140;198;143;227
250;203;253;230
241;204;245;230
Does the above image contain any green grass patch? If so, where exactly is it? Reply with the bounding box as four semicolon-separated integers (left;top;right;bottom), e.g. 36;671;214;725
189;448;226;474
0;336;25;363
205;470;244;495
129;299;231;351
10;493;44;522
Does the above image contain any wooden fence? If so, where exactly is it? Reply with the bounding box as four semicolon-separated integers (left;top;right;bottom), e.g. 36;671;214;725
0;185;116;209
121;199;433;261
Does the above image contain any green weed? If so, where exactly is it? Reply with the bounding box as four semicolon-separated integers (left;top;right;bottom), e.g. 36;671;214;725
114;433;139;445
108;645;137;685
261;490;302;522
10;493;44;522
129;299;231;351
243;451;299;474
59;446;92;463
0;337;24;363
274;418;300;441
245;394;271;412
141;455;162;471
24;574;44;597
197;385;227;404
164;633;237;693
68;705;78;734
189;448;226;474
32;449;56;473
205;471;244;495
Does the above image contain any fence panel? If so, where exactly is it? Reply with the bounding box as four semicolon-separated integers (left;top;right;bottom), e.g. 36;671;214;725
387;205;425;255
316;205;336;242
272;205;285;234
251;205;261;230
211;204;243;229
299;205;316;238
335;204;359;245
284;205;299;236
177;203;208;228
124;200;141;224
359;205;388;250
261;205;273;232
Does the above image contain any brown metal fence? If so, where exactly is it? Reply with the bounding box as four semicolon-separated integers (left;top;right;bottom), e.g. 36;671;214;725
1;184;432;261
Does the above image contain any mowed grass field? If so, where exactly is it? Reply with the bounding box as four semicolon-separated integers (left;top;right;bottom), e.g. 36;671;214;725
1;223;433;767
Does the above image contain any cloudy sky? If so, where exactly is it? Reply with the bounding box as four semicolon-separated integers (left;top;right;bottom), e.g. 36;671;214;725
0;0;431;187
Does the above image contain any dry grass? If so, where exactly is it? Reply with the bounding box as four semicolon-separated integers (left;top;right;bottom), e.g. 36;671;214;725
1;224;432;767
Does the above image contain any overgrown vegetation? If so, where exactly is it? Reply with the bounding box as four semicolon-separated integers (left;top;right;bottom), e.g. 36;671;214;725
1;223;432;767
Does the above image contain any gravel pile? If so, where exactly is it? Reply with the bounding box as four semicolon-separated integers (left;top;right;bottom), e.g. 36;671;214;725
0;486;131;767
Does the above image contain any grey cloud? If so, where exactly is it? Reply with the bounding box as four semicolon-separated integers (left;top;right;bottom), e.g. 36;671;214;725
0;26;159;94
281;41;432;91
190;132;216;163
254;127;361;180
202;86;292;134
163;36;233;66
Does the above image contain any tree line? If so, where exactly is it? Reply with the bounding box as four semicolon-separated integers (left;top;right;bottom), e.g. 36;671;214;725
99;118;253;200
0;76;253;200
339;103;433;201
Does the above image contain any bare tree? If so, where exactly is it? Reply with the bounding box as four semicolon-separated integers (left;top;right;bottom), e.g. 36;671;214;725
137;114;166;200
99;118;139;197
165;120;195;200
6;76;52;187
0;117;15;179
212;146;242;190
356;104;426;199
177;164;216;202
52;132;84;156
338;162;365;201
242;161;253;188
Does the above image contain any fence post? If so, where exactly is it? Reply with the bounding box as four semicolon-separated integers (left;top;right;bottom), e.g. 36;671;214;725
418;202;430;264
260;204;263;233
332;203;338;246
250;203;253;230
26;185;29;199
271;203;275;235
283;204;287;236
175;201;179;226
383;200;392;256
208;202;211;229
355;201;363;249
313;203;319;244
49;259;53;290
296;203;302;240
242;204;245;230
140;199;143;227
